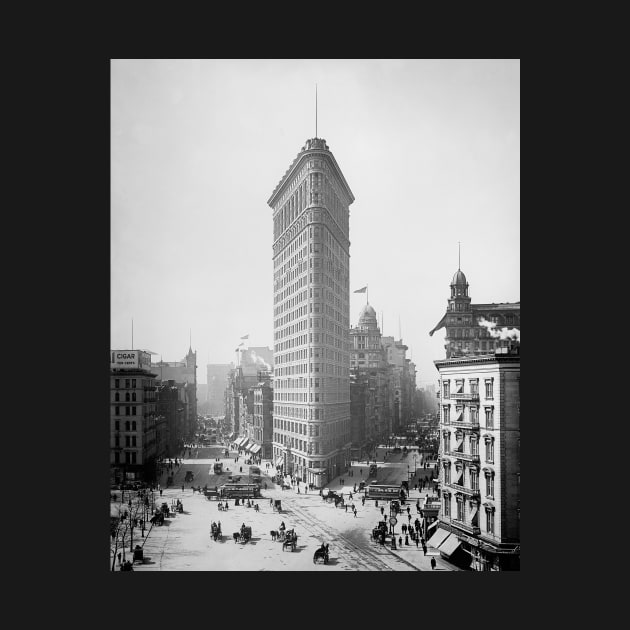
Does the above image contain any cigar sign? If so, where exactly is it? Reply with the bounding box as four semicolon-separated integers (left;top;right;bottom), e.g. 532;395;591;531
110;350;151;369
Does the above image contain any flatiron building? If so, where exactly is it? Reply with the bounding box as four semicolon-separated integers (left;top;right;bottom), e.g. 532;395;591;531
268;137;354;488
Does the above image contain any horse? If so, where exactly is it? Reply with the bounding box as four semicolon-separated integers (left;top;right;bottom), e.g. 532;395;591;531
233;532;240;543
270;530;278;541
313;545;329;564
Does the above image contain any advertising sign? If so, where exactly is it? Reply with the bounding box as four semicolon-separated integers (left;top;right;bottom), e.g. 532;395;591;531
110;350;152;370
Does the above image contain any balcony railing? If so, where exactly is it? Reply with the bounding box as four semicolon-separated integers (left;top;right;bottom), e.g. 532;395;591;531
451;519;481;535
445;481;480;497
451;392;480;402
448;450;480;462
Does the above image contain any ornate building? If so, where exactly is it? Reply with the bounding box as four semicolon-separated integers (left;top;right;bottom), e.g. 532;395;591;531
349;303;390;457
429;266;520;359
432;347;520;570
268;137;353;488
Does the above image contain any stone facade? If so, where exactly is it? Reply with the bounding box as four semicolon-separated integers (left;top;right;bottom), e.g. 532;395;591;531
434;349;520;570
110;358;166;484
429;268;520;359
268;137;354;488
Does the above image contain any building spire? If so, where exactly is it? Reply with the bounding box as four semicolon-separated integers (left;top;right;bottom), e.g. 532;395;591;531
458;241;461;270
315;83;318;138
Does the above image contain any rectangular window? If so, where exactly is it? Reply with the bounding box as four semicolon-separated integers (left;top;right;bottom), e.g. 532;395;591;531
485;379;493;399
486;440;494;464
485;474;494;497
132;407;137;416
131;452;137;464
485;407;494;429
443;497;450;517
125;379;130;388
132;379;136;388
486;510;495;534
470;380;479;396
125;407;130;416
114;452;120;464
115;379;120;388
115;406;120;416
115;420;120;431
443;381;450;398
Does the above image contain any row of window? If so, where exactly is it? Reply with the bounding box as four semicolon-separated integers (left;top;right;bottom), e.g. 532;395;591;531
113;451;137;465
442;495;495;534
442;405;494;427
114;378;137;389
114;406;137;416
442;434;494;462
442;378;493;399
114;420;137;431
114;435;138;447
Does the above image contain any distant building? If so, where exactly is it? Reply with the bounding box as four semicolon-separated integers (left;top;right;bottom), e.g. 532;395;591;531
432;346;520;571
110;350;166;484
152;346;198;440
429;266;520;359
206;363;232;416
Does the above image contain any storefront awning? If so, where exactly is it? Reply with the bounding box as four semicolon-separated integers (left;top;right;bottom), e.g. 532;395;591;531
438;534;462;557
240;438;251;449
308;467;327;473
233;437;244;446
428;527;451;549
250;444;261;454
427;519;439;531
227;432;235;439
276;456;284;467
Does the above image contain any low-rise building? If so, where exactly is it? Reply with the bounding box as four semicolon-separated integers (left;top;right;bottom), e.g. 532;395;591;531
110;350;166;485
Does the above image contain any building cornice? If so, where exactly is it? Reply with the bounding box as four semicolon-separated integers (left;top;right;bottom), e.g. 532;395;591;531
267;142;355;208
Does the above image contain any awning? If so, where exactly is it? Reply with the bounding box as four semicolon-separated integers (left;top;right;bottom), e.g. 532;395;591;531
439;534;462;558
428;527;451;549
235;437;246;447
276;456;284;467
427;519;439;531
240;438;251;449
250;444;261;454
227;432;235;439
308;467;327;473
453;438;463;451
454;411;463;422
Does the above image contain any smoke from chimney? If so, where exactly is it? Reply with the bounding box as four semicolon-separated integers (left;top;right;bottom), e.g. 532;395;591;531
249;349;272;372
478;317;521;341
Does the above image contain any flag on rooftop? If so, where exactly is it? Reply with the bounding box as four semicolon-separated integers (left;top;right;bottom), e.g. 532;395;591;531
354;286;367;294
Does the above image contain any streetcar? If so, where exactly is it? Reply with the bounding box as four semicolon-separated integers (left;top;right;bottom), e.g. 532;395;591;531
365;483;405;501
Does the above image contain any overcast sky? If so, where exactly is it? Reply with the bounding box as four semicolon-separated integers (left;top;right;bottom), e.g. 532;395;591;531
111;59;519;386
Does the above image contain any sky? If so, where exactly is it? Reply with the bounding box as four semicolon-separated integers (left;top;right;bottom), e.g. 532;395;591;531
111;59;520;386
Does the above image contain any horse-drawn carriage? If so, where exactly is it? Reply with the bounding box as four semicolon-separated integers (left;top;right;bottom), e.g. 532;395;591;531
313;544;329;564
281;529;298;552
210;521;222;541
150;511;165;526
372;520;388;545
233;525;252;544
324;490;340;503
273;499;282;512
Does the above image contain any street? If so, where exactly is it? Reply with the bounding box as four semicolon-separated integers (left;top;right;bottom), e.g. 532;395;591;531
111;444;460;571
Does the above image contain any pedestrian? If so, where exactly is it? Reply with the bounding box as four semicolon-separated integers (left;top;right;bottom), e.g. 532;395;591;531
182;484;184;492
353;509;357;518
345;504;348;513
362;497;365;506
430;557;436;570
415;536;419;549
399;536;403;547
380;506;384;516
405;535;409;546
402;524;407;535
117;552;122;565
423;544;427;556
